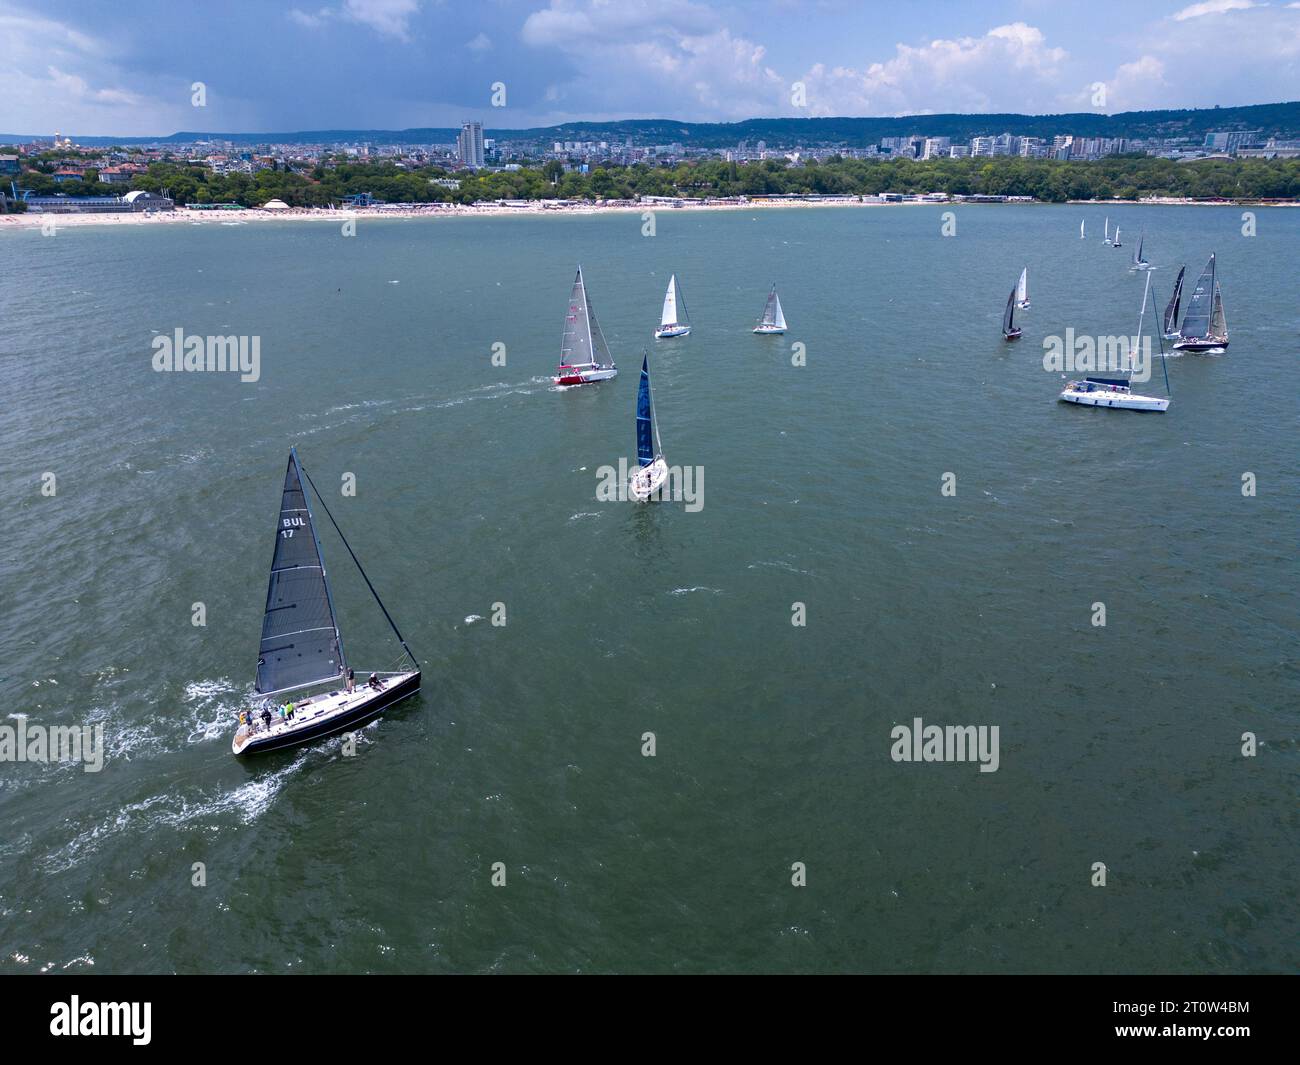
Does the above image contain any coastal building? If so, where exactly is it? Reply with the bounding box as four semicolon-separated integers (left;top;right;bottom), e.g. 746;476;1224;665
24;190;173;213
457;121;485;168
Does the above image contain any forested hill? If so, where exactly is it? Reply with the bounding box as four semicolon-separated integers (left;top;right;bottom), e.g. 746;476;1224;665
7;101;1298;147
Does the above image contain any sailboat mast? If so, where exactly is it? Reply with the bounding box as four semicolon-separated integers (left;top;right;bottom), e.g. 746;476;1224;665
1132;270;1152;371
294;447;347;677
299;461;420;672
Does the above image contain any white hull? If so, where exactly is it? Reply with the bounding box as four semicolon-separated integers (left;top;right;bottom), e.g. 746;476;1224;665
629;457;669;501
1059;387;1168;412
654;324;690;338
753;325;786;335
1016;301;1030;310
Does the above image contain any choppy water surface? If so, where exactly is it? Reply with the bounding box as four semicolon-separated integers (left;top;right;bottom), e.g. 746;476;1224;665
0;205;1295;973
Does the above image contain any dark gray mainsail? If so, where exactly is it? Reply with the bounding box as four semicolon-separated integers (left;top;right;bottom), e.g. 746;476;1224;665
1179;254;1217;340
255;449;345;696
1163;265;1185;335
559;265;613;368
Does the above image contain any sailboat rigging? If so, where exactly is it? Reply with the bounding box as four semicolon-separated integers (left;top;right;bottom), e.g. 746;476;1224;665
233;449;421;756
554;265;619;385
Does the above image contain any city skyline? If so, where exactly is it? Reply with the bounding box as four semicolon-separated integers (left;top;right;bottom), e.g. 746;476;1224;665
4;1;1300;136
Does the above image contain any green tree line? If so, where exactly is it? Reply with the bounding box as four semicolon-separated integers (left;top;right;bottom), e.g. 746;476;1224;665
10;153;1300;206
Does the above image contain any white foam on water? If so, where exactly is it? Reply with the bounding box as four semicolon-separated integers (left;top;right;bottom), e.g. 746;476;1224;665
669;586;724;597
41;750;311;875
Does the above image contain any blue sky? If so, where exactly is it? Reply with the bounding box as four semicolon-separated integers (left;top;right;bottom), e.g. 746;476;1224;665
3;0;1298;135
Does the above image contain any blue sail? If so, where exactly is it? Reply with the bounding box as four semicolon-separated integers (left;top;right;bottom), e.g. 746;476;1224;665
635;354;655;467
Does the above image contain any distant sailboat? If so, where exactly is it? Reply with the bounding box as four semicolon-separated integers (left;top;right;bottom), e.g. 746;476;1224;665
554;265;618;385
232;449;422;756
1015;266;1030;309
1060;271;1170;412
629;352;669;501
1080;219;1086;239
654;273;691;338
1132;229;1150;270
1002;287;1021;340
1162;265;1186;340
1174;254;1229;354
1113;226;1122;248
1103;217;1112;245
753;284;787;334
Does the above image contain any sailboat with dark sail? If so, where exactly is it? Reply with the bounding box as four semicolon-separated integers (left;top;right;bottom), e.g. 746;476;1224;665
554;265;618;385
629;352;669;501
232;449;421;756
1002;287;1021;340
1173;254;1229;354
1132;229;1150;270
1162;265;1185;340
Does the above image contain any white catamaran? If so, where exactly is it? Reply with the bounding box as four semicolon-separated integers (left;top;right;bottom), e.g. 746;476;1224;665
1173;254;1229;354
753;284;787;334
233;449;421;756
554;265;618;385
1059;270;1170;412
1015;266;1030;309
654;274;691;338
629;352;669;501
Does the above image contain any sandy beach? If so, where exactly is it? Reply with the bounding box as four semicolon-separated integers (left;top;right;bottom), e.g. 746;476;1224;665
2;194;1291;231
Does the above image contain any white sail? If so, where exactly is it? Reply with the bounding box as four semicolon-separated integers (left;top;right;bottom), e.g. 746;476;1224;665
1080;219;1085;238
660;275;679;328
1016;267;1028;304
1104;217;1109;242
771;291;787;330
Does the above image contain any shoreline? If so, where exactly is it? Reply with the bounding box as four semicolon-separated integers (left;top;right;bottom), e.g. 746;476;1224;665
2;196;1294;230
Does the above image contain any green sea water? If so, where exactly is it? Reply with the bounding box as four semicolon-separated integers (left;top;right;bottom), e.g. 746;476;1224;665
0;204;1295;973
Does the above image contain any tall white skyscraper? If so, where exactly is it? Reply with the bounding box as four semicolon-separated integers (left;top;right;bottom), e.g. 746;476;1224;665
457;121;485;168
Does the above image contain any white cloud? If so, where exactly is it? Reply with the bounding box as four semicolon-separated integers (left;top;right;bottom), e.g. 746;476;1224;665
521;0;784;120
343;0;420;40
794;23;1068;116
1171;0;1259;21
467;32;492;53
287;0;420;40
0;12;182;133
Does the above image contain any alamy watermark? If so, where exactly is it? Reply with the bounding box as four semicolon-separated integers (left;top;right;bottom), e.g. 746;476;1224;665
151;328;261;382
890;717;1000;773
1043;329;1152;383
1;719;104;772
595;458;704;510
